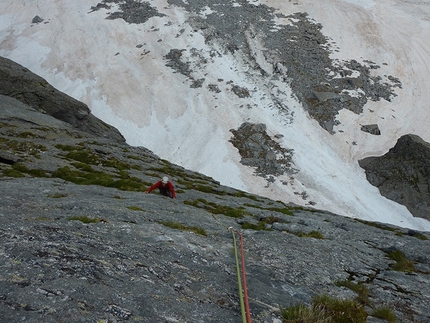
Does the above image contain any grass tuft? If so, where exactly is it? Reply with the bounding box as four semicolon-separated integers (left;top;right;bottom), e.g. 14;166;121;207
281;294;367;323
159;220;207;236
66;216;105;224
370;306;397;323
335;280;369;305
387;250;416;272
3;168;25;178
2;163;48;178
183;199;248;218
52;166;147;192
48;193;68;198
127;206;145;212
241;221;270;231
294;230;324;239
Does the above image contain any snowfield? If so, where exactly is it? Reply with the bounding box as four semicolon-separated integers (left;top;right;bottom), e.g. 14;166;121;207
1;0;430;231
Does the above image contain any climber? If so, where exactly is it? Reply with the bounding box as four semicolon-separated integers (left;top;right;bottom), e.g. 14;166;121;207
145;176;176;199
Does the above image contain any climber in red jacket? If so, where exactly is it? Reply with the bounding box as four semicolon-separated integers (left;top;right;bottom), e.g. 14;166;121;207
145;176;176;199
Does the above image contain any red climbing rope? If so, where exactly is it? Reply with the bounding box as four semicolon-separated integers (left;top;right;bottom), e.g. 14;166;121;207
236;230;252;323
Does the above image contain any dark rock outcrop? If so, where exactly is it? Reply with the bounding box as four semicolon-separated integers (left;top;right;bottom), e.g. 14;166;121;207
31;15;44;24
361;124;381;135
1;59;430;323
359;134;430;220
0;56;125;143
229;122;297;180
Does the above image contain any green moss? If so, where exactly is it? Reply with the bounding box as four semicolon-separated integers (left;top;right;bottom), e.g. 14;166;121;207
67;216;104;224
241;221;271;231
216;206;244;218
230;191;260;201
12;163;29;172
0;122;16;128
127;206;145;212
33;126;53;132
406;231;428;240
53;166;107;185
194;184;216;193
55;144;84;152
264;215;284;224
150;166;186;178
179;181;225;195
64;149;99;164
183;199;249;218
12;163;47;177
71;162;94;172
27;168;48;177
52;166;147;191
244;203;295;216
2;139;46;158
16;131;38;138
355;219;399;233
294;230;324;239
102;157;131;170
57;144;134;171
48;193;68;198
241;215;287;231
184;200;199;207
130;164;142;170
3;168;25;178
159;220;207;236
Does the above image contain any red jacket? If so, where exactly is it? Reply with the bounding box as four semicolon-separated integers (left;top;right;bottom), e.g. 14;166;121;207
147;181;176;198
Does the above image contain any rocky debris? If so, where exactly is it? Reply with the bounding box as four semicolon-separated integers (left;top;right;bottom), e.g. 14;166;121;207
231;85;251;98
0;56;125;143
160;1;401;131
164;49;207;88
361;124;381;135
1;67;430;323
359;134;430;220
229;122;297;180
164;49;192;76
92;0;165;24
87;0;401;132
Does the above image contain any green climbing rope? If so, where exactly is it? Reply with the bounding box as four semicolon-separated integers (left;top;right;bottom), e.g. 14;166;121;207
230;227;247;323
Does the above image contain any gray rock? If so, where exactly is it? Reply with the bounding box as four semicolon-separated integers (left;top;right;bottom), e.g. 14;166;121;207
361;124;381;135
101;0;165;24
31;15;44;24
1;93;430;322
359;134;430;220
312;91;339;102
0;56;125;143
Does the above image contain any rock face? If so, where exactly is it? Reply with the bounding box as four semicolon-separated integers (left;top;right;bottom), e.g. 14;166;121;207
1;60;430;323
359;134;430;221
0;56;125;143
